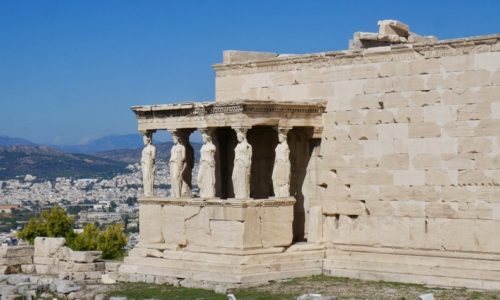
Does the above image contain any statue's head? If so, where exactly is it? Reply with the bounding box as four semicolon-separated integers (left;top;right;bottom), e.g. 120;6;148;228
236;128;247;142
172;134;179;144
278;132;287;143
202;131;212;143
143;133;152;145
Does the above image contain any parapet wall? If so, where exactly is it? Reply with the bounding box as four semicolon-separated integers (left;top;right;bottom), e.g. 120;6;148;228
213;33;500;288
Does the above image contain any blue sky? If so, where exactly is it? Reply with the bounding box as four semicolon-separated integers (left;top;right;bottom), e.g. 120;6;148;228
0;0;499;145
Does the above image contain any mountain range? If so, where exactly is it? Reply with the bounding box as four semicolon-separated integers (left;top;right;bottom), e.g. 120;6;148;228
0;134;201;180
0;145;129;180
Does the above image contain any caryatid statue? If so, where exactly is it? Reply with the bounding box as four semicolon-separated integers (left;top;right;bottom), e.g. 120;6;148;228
197;129;216;198
232;128;252;199
140;132;157;197
272;129;291;197
169;131;186;198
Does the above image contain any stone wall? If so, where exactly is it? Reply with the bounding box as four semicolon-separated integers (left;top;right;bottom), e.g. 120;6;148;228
138;198;295;250
213;33;500;288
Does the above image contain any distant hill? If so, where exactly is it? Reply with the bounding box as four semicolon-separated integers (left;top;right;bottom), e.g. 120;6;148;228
95;142;202;164
0;145;129;180
0;135;36;146
53;134;144;154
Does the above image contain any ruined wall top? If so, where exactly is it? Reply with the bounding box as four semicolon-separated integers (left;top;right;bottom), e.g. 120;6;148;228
213;20;500;75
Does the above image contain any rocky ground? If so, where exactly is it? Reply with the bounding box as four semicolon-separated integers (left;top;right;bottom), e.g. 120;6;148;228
2;274;500;299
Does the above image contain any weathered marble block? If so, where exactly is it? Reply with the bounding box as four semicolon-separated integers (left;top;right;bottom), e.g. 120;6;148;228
138;197;295;251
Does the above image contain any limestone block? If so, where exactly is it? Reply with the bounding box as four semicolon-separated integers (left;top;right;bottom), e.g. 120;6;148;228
408;58;440;75
474;52;500;70
458;170;495;185
474;220;500;252
409;123;441;138
139;204;164;244
261;221;293;248
35;264;59;274
348;156;379;168
365;110;394;124
323;200;366;216
410;91;441;107
392;107;424;123
381;92;408;108
335;169;365;185
427;219;475;251
331;141;363;155
377;124;409;140
491;102;500;119
475;154;500;170
210;220;244;249
442;121;478;137
442;154;477;170
442;187;476;203
458;137;492;154
68;250;101;263
458;103;491;121
329;111;364;125
349;64;380;80
261;206;293;222
185;207;210;247
365;201;394;216
34;237;66;258
364;169;394;185
307;207;323;243
493;69;500;85
20;264;35;274
351;94;381;109
425;170;457;186
392;170;425;186
363;78;394;94
242;207;263;249
476;187;499;202
33;256;59;265
349;185;379;201
101;273;117;284
423;105;457;125
457;70;492;87
378;61;410;78
407;138;457;154
393;201;425;217
393;76;427;92
223;50;276;64
0;256;32;265
475;120;500;136
440;54;474;72
325;126;350;141
308;82;335;99
425;203;459;218
377;20;409;37
162;205;187;246
412;154;441;169
348;125;378;140
61;262;105;272
0;246;34;258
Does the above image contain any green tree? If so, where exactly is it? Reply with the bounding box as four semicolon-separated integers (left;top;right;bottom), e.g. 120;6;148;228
16;217;46;243
18;205;74;244
42;205;74;238
70;223;100;251
98;223;127;260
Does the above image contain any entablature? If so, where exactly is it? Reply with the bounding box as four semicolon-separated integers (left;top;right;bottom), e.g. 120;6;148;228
131;100;326;132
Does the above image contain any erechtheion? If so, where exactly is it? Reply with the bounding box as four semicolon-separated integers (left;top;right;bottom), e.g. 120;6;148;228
119;20;500;290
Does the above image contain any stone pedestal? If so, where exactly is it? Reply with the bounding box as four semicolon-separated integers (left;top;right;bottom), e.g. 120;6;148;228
120;197;323;287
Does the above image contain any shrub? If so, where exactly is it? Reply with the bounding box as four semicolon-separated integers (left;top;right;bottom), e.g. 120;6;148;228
18;205;127;259
98;223;127;259
17;205;74;243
